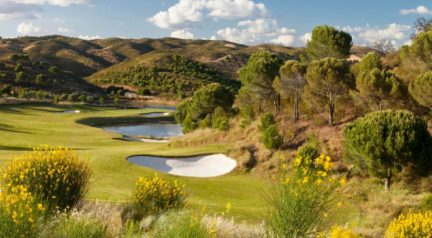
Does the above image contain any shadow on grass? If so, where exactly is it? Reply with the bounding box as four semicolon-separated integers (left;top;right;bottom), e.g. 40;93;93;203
0;124;34;134
0;106;33;115
0;146;33;151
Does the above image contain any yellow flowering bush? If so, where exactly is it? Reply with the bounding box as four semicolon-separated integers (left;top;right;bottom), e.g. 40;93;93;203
1;147;91;213
293;154;336;185
123;174;187;222
329;226;360;238
0;185;45;238
385;211;432;238
267;155;346;238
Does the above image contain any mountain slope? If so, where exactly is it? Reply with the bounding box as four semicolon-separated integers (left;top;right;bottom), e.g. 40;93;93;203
87;52;240;97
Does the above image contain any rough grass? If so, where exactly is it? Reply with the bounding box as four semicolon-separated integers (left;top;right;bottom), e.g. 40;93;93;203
0;103;269;222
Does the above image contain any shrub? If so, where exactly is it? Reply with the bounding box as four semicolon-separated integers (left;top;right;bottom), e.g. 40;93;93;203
344;110;432;187
212;107;230;131
262;125;283;150
14;63;23;72
259;113;276;132
78;95;86;104
0;84;12;95
239;104;255;128
182;114;196;133
1;147;92;213
41;213;108;238
123;175;187;222
297;136;320;160
67;92;80;102
48;66;58;75
409;71;432;109
198;115;211;129
385;211;432;238
0;186;46;238
151;212;210;238
266;155;344;237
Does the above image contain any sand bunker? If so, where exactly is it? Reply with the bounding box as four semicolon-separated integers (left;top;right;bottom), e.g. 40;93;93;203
141;112;171;117
127;154;237;177
58;110;80;114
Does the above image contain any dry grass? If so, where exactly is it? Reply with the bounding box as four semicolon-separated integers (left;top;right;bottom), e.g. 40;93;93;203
339;177;429;237
79;201;124;236
202;215;265;238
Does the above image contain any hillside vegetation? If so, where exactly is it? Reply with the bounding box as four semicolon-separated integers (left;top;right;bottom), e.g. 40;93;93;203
87;52;240;97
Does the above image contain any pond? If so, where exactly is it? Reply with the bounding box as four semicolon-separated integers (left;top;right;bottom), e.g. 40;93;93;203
127;154;237;177
104;123;183;139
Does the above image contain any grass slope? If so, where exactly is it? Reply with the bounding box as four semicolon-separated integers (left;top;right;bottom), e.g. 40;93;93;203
0;104;269;221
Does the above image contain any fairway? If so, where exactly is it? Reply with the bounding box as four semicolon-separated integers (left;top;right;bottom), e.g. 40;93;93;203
0;104;269;221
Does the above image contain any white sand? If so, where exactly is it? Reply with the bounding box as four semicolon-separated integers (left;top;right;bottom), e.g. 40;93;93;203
59;110;80;114
127;154;237;177
122;135;169;143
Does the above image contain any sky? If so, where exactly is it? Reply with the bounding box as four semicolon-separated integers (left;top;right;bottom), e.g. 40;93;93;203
0;0;431;47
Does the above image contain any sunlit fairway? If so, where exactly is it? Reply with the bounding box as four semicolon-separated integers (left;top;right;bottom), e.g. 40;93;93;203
0;104;269;222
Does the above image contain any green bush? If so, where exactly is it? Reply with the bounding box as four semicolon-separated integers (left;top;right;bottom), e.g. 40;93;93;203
409;71;432;109
297;136;320;160
41;214;108;238
344;110;432;183
182;114;197;133
198;115;211;129
1;147;92;213
240;104;255;128
259;113;276;132
211;106;230;131
262;125;283;150
151;212;210;238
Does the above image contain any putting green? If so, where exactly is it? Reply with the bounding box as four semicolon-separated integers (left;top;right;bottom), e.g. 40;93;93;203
0;104;269;222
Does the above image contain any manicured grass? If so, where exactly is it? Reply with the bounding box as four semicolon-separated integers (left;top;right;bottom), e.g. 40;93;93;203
0;103;269;222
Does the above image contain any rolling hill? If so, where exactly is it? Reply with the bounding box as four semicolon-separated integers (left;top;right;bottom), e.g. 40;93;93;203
0;35;374;100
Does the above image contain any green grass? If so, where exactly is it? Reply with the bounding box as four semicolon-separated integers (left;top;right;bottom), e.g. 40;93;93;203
0;103;269;222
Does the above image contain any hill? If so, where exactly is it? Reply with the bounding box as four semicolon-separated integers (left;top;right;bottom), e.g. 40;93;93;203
0;35;375;100
87;52;240;98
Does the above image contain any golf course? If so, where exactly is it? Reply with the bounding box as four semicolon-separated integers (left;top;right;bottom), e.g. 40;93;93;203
0;103;270;222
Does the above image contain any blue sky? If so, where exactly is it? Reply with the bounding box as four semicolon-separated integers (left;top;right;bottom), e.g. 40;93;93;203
0;0;430;47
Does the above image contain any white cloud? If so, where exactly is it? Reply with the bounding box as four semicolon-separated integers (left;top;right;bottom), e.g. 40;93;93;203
400;5;431;15
341;25;367;33
271;35;294;46
10;0;94;7
58;27;73;33
299;32;311;45
358;23;411;45
0;0;92;21
0;0;41;20
78;34;100;40
170;29;194;39
16;21;41;35
148;0;268;29
205;0;267;19
337;23;411;47
216;17;295;46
